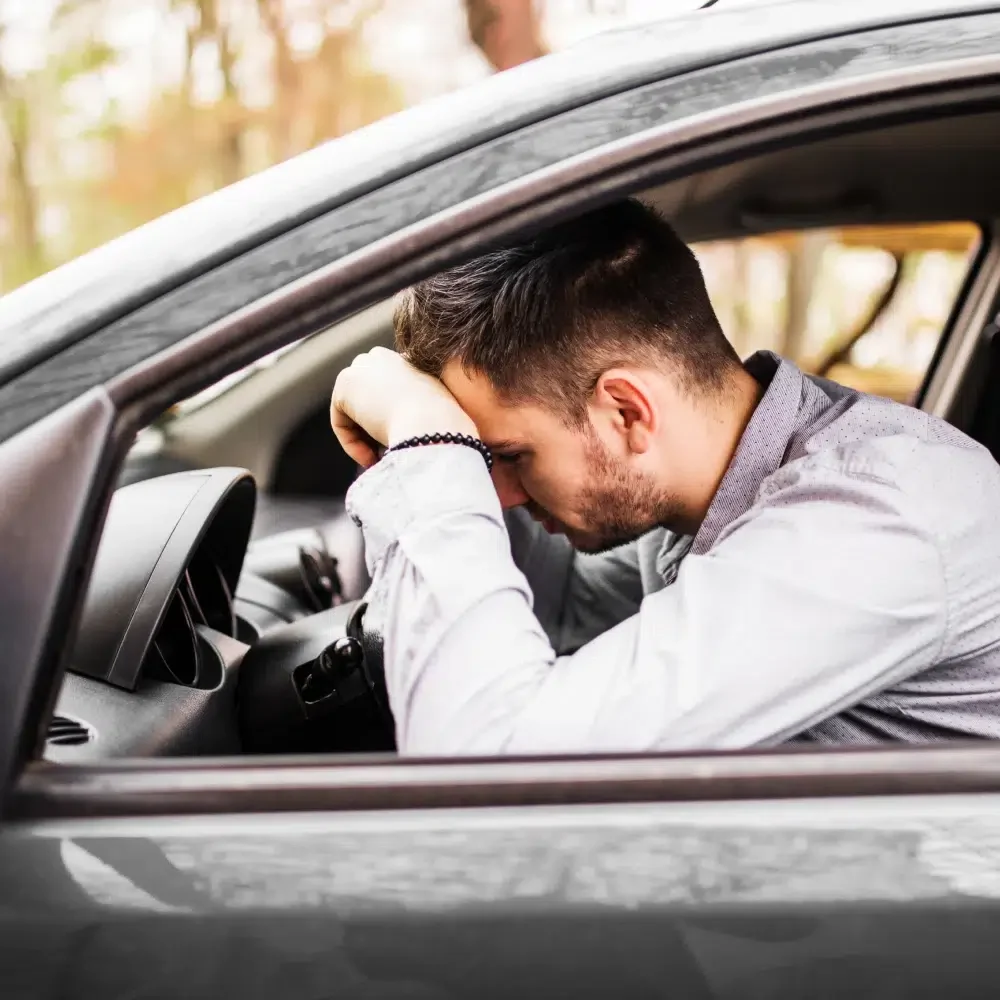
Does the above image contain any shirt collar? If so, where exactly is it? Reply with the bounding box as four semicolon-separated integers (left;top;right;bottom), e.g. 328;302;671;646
690;350;807;555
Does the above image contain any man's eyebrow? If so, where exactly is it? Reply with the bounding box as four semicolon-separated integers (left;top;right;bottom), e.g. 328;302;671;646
484;439;524;452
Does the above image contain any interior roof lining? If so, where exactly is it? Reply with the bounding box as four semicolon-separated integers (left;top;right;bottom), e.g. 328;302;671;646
642;107;1000;242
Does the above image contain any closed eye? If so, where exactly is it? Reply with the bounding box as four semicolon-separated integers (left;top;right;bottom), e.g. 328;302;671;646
494;452;523;465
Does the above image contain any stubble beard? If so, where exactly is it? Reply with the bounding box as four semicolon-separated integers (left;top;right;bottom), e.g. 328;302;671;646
567;432;684;554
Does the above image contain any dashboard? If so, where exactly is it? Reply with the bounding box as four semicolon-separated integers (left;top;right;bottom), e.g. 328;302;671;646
47;468;392;762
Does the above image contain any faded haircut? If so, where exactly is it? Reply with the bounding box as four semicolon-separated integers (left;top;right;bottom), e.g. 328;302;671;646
394;198;742;423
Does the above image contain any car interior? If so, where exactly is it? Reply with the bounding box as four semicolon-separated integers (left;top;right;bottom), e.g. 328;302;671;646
43;105;1000;764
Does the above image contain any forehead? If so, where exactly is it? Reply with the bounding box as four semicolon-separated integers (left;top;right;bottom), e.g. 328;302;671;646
441;360;555;443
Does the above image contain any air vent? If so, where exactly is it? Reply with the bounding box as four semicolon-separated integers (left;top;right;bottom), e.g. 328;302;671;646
145;589;201;687
47;715;93;746
183;552;236;638
143;577;227;691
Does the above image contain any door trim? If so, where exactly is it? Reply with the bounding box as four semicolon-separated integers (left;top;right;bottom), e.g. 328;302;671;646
16;743;1000;819
109;57;1000;422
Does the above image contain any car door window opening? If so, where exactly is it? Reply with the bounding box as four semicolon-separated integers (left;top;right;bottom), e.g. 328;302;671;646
46;121;1000;761
3;15;1000;818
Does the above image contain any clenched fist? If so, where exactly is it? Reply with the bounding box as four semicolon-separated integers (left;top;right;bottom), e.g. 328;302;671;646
330;347;477;468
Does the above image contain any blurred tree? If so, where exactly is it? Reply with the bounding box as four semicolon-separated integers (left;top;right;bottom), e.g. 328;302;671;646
89;1;398;245
0;39;44;288
781;231;829;362
0;0;399;289
464;0;547;70
0;0;116;290
262;1;398;159
729;240;752;355
95;0;249;234
193;0;245;187
256;0;297;162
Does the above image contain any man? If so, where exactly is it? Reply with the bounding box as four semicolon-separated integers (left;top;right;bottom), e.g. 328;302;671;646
331;198;1000;755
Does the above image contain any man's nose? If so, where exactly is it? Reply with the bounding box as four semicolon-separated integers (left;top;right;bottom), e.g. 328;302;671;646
491;463;530;509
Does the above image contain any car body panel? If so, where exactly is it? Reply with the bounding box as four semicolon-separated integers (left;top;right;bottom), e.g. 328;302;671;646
5;795;1000;997
4;6;1000;997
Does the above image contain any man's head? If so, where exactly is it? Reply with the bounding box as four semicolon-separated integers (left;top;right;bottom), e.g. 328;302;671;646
395;198;759;551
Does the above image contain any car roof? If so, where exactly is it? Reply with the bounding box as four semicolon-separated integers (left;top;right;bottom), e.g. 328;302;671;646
0;0;997;386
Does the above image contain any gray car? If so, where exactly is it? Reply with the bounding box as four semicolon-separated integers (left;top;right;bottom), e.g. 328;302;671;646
5;0;1000;996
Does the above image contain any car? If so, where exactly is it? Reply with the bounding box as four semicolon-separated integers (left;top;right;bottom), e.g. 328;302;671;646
4;0;1000;995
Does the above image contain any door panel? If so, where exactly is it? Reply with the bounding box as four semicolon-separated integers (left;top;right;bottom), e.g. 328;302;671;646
4;795;1000;998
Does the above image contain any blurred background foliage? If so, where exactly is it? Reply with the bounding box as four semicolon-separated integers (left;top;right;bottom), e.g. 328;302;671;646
0;0;980;400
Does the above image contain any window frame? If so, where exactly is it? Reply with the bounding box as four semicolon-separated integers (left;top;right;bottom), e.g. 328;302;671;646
6;21;1000;818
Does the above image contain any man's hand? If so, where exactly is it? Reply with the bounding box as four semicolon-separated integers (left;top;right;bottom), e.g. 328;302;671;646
330;347;478;467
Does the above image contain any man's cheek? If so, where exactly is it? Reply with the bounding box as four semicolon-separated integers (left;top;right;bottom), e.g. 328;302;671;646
522;476;559;516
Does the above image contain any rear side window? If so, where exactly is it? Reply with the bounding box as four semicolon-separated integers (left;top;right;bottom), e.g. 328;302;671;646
693;222;981;404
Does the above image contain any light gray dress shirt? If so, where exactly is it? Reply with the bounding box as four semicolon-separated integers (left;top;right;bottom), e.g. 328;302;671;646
346;352;1000;754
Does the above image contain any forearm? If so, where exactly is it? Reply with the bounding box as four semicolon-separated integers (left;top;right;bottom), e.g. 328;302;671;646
349;447;556;754
348;448;947;757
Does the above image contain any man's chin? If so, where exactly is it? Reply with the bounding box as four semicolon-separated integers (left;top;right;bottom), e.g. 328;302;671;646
564;525;640;555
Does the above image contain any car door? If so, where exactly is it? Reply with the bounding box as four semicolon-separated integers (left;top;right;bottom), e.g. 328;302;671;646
6;7;1000;998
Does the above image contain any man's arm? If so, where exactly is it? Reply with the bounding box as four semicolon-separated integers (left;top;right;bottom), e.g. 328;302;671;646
347;445;947;755
504;506;643;654
328;345;645;652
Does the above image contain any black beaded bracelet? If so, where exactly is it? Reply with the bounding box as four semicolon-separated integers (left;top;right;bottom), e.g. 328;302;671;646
386;431;493;472
387;431;493;471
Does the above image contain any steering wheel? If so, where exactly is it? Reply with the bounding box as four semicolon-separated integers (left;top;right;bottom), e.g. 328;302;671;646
344;600;392;735
237;596;394;753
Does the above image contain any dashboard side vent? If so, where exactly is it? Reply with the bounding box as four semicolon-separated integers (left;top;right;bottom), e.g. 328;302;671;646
182;554;236;638
47;714;93;746
143;557;232;691
144;589;201;687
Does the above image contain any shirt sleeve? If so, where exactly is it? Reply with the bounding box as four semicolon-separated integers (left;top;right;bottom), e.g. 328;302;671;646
346;445;947;755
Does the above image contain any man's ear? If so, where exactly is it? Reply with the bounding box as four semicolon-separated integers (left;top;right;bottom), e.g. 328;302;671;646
592;369;656;454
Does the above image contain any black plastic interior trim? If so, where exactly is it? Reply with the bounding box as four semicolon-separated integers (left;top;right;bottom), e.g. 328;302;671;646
69;468;255;690
271;408;360;497
737;189;883;230
48;626;247;761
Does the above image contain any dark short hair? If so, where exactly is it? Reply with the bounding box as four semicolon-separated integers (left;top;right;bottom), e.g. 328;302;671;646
395;198;742;422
